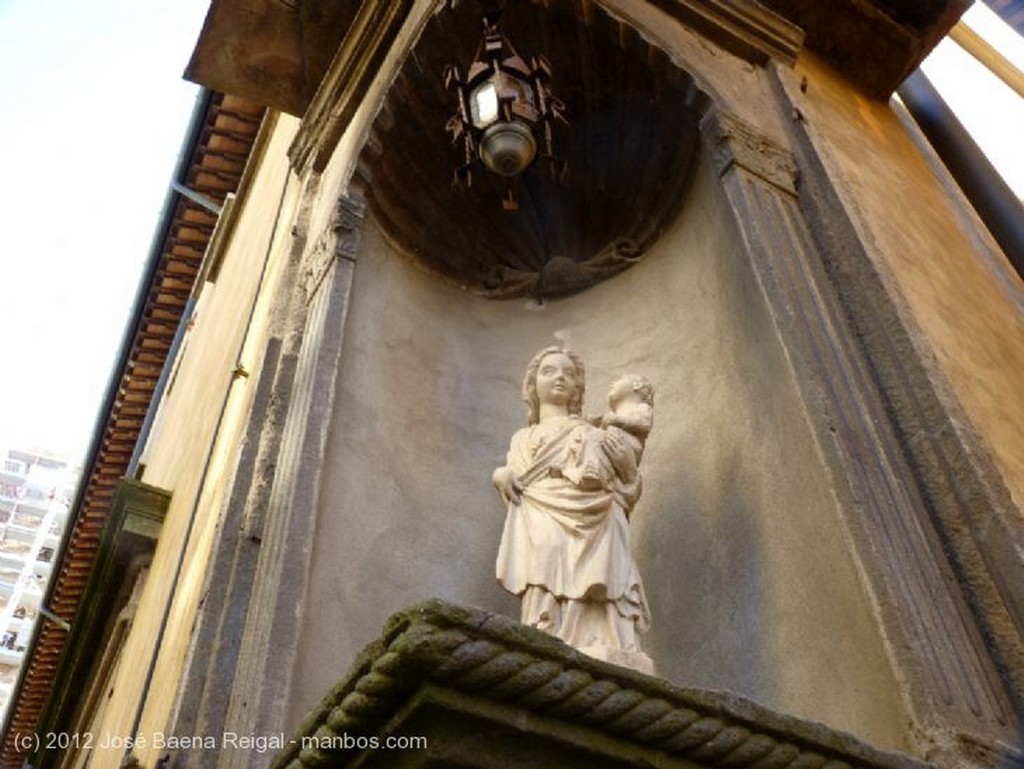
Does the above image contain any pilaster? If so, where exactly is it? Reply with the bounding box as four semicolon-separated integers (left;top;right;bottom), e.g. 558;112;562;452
218;192;366;769
167;189;367;769
701;107;1018;762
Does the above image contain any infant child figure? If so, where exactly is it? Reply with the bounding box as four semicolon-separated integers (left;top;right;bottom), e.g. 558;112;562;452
562;373;654;510
601;373;654;462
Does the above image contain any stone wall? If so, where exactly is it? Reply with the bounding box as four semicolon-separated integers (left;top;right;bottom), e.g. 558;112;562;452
292;149;909;749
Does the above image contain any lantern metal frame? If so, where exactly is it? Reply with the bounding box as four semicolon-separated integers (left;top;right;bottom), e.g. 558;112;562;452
444;12;566;209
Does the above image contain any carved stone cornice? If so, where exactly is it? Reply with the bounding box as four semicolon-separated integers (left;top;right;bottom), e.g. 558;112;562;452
272;601;929;769
702;109;798;195
30;481;170;769
638;0;804;66
289;0;415;175
301;194;367;303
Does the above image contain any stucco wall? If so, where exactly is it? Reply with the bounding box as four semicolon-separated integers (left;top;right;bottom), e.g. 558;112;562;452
292;152;909;750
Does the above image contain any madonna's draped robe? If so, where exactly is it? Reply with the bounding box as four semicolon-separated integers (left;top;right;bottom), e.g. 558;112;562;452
496;416;649;652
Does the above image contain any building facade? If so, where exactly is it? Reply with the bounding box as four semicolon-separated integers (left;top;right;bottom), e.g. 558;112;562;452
3;1;1022;768
0;450;76;723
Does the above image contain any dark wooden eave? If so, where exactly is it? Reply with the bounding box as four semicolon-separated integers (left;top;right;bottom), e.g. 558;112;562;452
186;0;971;115
185;0;362;116
755;0;971;96
0;92;266;769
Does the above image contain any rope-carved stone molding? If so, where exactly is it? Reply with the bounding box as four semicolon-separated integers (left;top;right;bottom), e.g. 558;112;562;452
272;601;931;769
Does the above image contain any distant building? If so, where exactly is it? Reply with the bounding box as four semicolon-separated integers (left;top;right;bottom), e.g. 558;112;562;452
0;449;75;721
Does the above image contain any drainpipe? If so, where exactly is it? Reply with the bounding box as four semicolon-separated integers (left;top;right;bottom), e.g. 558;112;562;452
897;69;1024;276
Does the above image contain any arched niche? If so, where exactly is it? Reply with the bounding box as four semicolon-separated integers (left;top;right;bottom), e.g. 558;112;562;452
356;0;709;299
301;0;1013;754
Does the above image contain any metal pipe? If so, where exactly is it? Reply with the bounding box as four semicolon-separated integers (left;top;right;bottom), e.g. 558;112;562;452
125;296;196;478
171;180;223;215
948;22;1024;100
897;69;1024;276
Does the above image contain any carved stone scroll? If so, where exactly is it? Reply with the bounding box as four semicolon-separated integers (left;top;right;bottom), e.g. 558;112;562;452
301;194;367;303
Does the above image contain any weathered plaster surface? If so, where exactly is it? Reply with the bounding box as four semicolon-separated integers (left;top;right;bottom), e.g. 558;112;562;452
293;154;908;750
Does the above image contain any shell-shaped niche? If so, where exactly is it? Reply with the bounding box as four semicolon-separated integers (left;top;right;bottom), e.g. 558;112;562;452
358;0;707;299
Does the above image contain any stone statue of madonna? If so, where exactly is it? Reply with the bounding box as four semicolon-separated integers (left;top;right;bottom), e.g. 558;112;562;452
493;345;653;673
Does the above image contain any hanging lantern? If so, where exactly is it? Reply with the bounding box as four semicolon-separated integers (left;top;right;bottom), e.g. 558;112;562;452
444;12;566;209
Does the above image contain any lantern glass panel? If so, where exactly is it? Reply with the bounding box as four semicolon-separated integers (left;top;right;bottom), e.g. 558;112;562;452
470;81;500;128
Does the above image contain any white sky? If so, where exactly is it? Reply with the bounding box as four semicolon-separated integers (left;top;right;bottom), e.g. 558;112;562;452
0;0;210;463
921;4;1024;199
0;1;1020;467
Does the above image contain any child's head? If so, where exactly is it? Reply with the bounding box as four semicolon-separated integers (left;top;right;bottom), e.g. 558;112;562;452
608;373;654;410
